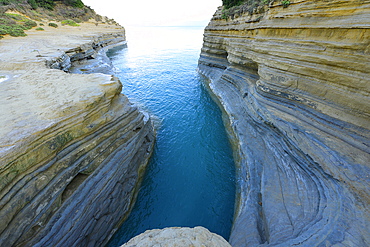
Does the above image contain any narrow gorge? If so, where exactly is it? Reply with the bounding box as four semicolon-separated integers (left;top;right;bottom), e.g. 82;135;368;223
198;0;370;246
1;0;369;246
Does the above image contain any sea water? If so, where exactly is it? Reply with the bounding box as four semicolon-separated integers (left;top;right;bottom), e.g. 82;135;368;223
106;26;235;246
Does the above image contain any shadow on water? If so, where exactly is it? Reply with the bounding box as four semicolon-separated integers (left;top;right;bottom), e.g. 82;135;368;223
105;26;235;246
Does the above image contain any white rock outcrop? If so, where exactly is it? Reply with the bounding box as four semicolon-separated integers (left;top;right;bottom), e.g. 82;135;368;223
122;227;231;247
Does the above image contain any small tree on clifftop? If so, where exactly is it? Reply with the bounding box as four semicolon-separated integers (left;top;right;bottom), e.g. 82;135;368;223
222;0;244;9
62;0;84;8
27;0;85;10
35;0;55;10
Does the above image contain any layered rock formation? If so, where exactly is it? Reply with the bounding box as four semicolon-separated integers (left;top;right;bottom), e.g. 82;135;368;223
199;0;370;246
0;24;154;246
122;227;231;247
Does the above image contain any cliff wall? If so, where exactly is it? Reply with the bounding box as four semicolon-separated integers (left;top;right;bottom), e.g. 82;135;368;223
199;0;370;246
0;24;154;246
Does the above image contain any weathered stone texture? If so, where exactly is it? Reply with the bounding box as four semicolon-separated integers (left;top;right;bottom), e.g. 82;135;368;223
0;24;154;246
199;0;370;246
122;227;231;247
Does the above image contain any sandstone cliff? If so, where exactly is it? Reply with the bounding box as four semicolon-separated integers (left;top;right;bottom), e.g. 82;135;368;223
199;0;370;246
0;24;154;246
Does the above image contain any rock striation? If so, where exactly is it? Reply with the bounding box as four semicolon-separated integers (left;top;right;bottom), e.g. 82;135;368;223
199;0;370;246
122;226;231;247
0;24;154;246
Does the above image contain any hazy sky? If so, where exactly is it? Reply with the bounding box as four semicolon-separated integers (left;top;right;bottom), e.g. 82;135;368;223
83;0;222;27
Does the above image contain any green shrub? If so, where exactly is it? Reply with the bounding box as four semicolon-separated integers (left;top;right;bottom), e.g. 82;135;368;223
223;0;244;9
35;0;55;10
28;0;38;9
48;22;58;28
39;23;44;26
0;0;25;4
0;0;11;6
5;13;24;21
223;0;274;9
23;19;37;29
282;0;290;8
0;26;7;35
35;27;44;30
0;0;103;37
221;8;230;20
221;0;278;19
0;14;36;37
0;17;15;26
61;19;79;26
63;0;84;8
8;25;27;36
4;13;37;29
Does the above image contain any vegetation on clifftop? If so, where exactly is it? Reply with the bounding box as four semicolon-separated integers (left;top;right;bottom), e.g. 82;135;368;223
0;0;118;38
0;12;36;37
222;0;291;19
223;0;290;9
1;0;84;10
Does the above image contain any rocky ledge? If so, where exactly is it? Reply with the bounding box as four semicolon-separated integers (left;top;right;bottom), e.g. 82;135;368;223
199;0;369;246
0;23;154;246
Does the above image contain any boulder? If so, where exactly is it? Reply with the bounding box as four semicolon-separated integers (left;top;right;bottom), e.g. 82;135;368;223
122;227;231;247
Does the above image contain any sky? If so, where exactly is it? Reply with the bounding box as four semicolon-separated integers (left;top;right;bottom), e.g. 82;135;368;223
83;0;222;27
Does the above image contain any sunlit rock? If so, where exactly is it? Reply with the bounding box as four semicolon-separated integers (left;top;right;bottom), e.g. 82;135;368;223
0;24;154;246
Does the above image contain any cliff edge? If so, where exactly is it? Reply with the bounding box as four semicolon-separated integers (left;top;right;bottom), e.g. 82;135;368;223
199;0;369;246
0;23;154;246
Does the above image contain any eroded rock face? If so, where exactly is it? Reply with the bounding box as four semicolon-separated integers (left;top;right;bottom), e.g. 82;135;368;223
199;1;370;246
0;24;154;246
122;227;231;247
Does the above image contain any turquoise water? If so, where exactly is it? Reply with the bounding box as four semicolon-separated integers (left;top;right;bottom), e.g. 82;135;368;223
106;27;235;246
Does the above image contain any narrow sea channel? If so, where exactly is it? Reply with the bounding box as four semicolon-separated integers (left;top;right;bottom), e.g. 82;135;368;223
106;26;235;246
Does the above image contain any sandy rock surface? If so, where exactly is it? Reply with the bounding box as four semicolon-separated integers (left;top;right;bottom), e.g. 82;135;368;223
0;22;124;152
